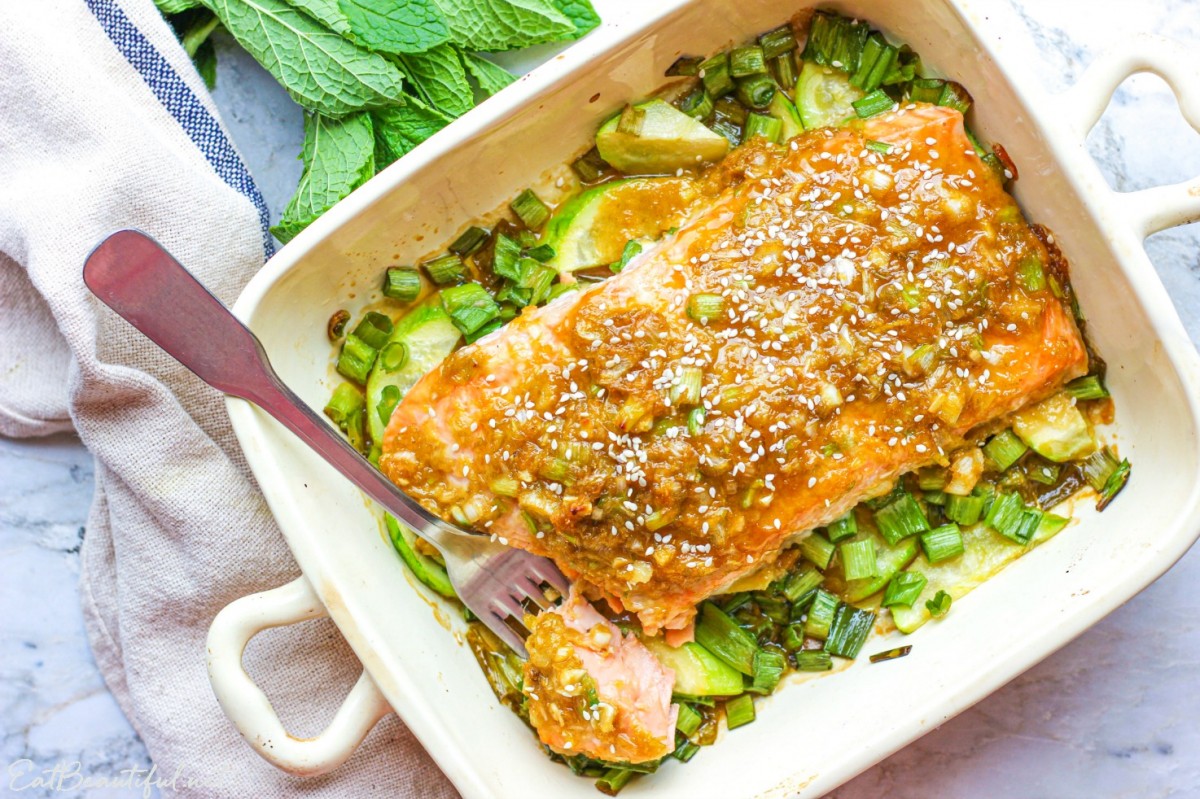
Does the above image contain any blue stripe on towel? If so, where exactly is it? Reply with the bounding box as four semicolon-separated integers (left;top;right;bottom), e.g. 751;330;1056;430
83;0;276;259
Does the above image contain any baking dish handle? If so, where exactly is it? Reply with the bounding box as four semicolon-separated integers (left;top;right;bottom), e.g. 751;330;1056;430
206;576;392;776
1061;34;1200;237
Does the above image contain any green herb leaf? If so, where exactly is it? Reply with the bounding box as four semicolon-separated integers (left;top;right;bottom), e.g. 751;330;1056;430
400;44;473;117
462;50;516;96
547;0;599;38
372;95;454;168
205;0;406;117
272;112;375;243
280;0;352;35
157;0;202;13
431;0;574;52
338;0;450;54
193;38;218;88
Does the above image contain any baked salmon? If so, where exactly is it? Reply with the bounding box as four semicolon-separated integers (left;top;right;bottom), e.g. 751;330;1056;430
380;103;1087;634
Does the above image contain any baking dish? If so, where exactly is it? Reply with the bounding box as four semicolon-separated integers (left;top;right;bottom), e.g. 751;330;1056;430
205;0;1200;795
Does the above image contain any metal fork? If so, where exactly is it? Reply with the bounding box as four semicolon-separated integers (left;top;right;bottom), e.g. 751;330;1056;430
83;230;566;656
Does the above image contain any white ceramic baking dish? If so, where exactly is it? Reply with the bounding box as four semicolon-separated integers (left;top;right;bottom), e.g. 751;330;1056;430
205;1;1200;795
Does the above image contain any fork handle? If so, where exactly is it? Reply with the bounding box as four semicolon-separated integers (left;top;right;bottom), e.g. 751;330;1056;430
82;230;455;547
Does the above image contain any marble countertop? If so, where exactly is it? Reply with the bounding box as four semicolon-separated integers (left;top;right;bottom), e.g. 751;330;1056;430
3;1;1200;796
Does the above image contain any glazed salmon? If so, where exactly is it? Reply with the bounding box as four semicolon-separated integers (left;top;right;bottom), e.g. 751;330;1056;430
380;104;1088;634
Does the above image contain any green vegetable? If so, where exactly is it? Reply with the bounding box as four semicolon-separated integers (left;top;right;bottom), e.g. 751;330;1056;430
385;513;456;598
839;538;878;581
399;45;474;117
510;188;551;230
851;88;893;118
595;99;729;175
925;590;952;618
793;651;833;672
736;74;776;110
695;602;759;676
750;648;786;694
795;60;864;130
873;492;930;545
984;429;1028;470
724;694;755;729
323;382;365;451
839;530;919;603
804;589;838;640
801;10;869;72
920;523;965;564
826;511;858;543
383;267;422;301
824;604;874;659
758;24;797;60
1010;392;1095;462
1065;374;1109;401
686;293;725;324
645;638;744;696
610;240;642;273
336;333;377;384
430;0;575;52
372;96;456;169
881;570;927;608
442;282;501;334
799;531;836;570
700;52;734;97
352;311;393;349
339;0;449;54
944;492;986;526
766;92;804;141
423;254;467;285
462;51;517;95
744;112;782;142
1097;459;1131;510
730;46;767;77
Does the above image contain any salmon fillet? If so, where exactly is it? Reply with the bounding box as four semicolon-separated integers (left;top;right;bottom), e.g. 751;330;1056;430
380;104;1088;634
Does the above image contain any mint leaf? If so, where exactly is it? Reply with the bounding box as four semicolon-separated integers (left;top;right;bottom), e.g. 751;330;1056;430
462;51;516;96
400;45;473;117
281;0;352;35
339;0;449;54
548;0;599;38
204;0;406;117
273;112;375;243
432;0;574;52
157;0;202;13
372;95;453;168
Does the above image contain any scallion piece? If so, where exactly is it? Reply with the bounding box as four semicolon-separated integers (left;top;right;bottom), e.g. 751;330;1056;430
669;366;703;406
781;623;806;652
869;645;912;664
772;54;797;93
674;740;701;763
824;604;875;659
524;243;555;263
850;33;897;92
335;334;377;384
826;511;858;543
804;589;838;640
802;10;870;73
937;81;972;114
700;52;734;97
944;493;986;526
882;570;927;608
595;768;636;796
924;490;947;506
1017;255;1046;292
382;267;421;302
709;118;743;146
510;188;550;230
840;538;878;581
679;88;715;120
799;531;836;570
865;139;893;154
750;648;786;694
351;311;393;350
441;282;500;336
666;54;704;76
676;702;703;739
873;493;930;545
571;147;611;183
323;382;364;430
730;46;767;77
491;234;522;281
617;103;646;135
793;650;833;672
422;254;466;286
1079;447;1119;491
610;240;642;274
376;384;401;426
744;112;782;143
852;89;894;118
724;694;756;730
687;292;725;324
759;25;797;59
517;259;556;305
985;491;1040;545
925;589;952;618
489;475;519;498
984;430;1028;470
920;523;964;564
695;602;759;676
1027;460;1061;485
908;77;945;104
448;226;489;257
774;565;823;604
1097;459;1130;511
464;318;503;344
378;341;408;373
1066;374;1109;400
735;74;776;110
687;406;706;436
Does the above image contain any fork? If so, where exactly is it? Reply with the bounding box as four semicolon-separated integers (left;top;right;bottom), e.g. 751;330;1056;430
83;229;566;656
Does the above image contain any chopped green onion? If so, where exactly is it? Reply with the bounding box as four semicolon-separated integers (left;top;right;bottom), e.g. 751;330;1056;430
850;33;898;92
724;694;756;730
441;282;500;336
781;622;806;652
1080;447;1119;491
700;52;734;97
448;226;489;257
687;292;725;324
772;54;797;93
709;118;743;146
676;702;703;738
799;531;836;570
422;254;466;286
1097;459;1130;511
335;334;377;384
376;384;401;426
524;243;555;263
489;475;519;497
695;602;759;676
744;112;782;142
617;103;646;135
984;430;1028;470
917;467;947;491
666;54;704;76
673;740;701;763
793;650;833;671
687;406;706;436
510;188;550;230
491;234;523;281
759;25;797;60
517;259;556;305
610;240;642;274
826;511;858;543
985;492;1041;545
908;77;945;104
1017;255;1046;292
735;74;776;110
679;88;715;120
730;46;767;77
547;282;579;302
750;648;786;694
824;604;875;659
323;382;364;430
378;341;408;372
801;10;870;73
351;311;393;350
865;139;893;154
595;768;636;796
465;318;503;344
669;366;703;406
1027;460;1061;485
571;147;611;183
920;523;964;564
775;565;823;603
924;490;947;506
852;89;893;118
882;571;927;608
938;81;972;114
1066;374;1109;400
840;538;879;581
539;457;571;483
644;508;676;532
382;267;421;302
869;645;912;663
804;589;838;640
925;590;952;618
944;493;986;526
874;493;930;545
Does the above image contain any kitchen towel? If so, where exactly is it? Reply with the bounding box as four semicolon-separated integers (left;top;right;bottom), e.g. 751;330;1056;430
0;1;457;795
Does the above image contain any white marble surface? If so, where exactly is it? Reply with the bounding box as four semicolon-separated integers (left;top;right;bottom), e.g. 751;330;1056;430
3;1;1200;797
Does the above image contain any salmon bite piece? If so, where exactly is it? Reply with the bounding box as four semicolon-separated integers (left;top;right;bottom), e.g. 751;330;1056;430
380;104;1088;634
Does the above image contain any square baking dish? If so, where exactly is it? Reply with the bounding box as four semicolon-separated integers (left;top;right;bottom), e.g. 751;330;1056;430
209;1;1200;796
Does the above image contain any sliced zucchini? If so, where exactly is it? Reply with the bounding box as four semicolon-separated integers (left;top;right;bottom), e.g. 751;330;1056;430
890;515;1068;633
365;302;462;443
595;99;729;175
767;92;804;142
643;637;745;697
795;61;864;130
543;177;701;274
384;513;456;599
1010;392;1096;463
